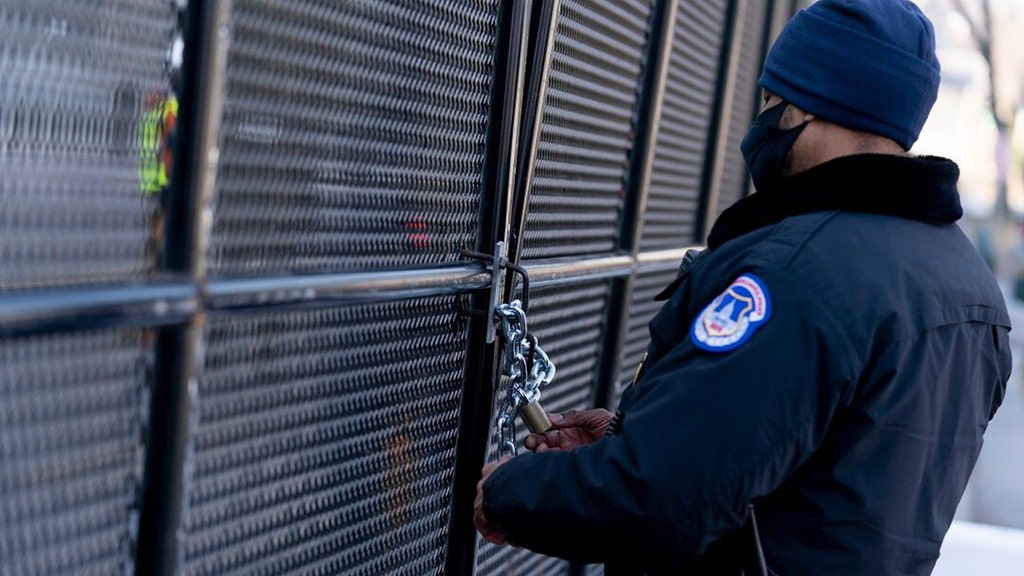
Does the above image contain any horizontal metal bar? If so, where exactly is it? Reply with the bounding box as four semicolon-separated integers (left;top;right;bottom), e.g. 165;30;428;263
205;265;493;310
0;251;706;334
523;254;635;287
521;246;706;288
0;281;199;336
636;245;703;266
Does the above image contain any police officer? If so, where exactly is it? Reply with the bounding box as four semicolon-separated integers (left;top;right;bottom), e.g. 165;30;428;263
474;0;1012;573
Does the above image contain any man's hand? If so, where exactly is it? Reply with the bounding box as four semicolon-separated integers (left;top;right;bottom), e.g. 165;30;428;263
524;409;614;453
474;455;513;545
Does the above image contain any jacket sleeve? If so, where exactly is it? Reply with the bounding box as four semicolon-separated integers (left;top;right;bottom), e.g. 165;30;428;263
482;269;859;569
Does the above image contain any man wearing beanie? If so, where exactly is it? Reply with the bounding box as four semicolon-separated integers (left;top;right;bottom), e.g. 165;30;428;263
474;1;1011;574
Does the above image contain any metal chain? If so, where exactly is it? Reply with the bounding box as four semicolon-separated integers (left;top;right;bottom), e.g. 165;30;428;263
494;300;556;457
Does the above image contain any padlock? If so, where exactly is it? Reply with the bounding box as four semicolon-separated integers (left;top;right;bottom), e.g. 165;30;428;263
520;400;552;433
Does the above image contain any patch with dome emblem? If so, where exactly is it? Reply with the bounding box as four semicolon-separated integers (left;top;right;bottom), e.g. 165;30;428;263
691;274;771;352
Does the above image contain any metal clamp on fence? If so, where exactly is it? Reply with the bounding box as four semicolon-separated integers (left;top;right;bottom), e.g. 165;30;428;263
494;299;556;457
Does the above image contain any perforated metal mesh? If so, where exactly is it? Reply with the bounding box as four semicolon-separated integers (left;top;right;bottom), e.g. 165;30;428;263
208;0;498;276
613;265;679;409
182;297;466;576
0;1;176;289
475;281;611;575
520;1;652;259
0;329;149;575
713;0;768;219
640;1;729;251
563;267;678;576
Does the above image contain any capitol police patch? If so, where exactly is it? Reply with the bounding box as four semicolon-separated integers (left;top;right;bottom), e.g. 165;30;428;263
691;274;771;352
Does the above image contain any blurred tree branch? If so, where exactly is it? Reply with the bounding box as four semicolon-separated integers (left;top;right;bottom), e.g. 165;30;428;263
949;0;1005;129
947;0;1017;218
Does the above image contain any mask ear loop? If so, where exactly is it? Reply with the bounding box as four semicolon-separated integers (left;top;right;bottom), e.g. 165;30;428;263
753;101;788;126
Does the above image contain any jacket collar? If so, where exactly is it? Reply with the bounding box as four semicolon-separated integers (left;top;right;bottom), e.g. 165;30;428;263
706;154;963;250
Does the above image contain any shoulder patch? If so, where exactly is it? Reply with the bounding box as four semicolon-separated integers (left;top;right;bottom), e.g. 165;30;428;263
691;273;772;352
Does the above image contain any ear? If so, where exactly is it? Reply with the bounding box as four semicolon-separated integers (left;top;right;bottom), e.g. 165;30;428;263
803;113;816;122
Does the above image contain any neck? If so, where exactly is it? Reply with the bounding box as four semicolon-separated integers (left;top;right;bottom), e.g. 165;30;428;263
789;122;906;176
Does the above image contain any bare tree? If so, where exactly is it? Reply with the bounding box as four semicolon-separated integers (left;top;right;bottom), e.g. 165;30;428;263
947;0;1019;217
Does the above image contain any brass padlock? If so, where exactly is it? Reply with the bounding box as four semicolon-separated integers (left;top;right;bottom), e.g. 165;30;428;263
520;401;552;433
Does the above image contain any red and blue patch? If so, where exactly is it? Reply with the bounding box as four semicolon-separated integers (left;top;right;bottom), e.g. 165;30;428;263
691;274;771;352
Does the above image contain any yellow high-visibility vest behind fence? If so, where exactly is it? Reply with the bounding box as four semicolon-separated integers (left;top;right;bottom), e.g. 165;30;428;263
138;93;178;196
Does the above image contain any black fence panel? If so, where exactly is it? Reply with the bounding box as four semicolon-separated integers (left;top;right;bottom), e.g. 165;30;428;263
475;280;612;575
0;0;788;573
0;1;177;289
640;0;729;250
181;297;468;575
613;265;679;409
207;0;499;277
520;0;652;259
713;0;770;219
0;329;150;575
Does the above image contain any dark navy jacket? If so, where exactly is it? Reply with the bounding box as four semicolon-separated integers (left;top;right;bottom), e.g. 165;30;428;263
483;155;1012;574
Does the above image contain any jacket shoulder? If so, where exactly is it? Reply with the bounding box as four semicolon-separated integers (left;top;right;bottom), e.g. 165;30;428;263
758;212;1010;334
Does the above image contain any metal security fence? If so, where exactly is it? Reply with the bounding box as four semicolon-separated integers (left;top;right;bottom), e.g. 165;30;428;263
475;280;612;576
0;328;151;575
614;263;681;405
183;298;467;575
519;0;652;259
0;1;790;575
208;0;498;276
0;0;176;289
709;0;773;222
640;0;730;251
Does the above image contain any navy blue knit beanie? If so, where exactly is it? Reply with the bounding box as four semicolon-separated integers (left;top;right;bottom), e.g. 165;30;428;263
759;0;941;150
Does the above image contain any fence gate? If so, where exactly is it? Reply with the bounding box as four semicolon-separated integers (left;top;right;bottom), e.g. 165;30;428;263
0;0;791;574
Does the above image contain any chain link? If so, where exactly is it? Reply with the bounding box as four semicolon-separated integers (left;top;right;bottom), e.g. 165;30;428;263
494;300;556;457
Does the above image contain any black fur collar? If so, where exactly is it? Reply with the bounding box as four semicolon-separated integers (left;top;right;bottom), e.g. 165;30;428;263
707;154;963;250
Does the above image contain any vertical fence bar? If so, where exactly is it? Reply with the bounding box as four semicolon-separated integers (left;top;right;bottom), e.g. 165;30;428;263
591;276;633;409
622;0;681;257
166;0;231;278
589;0;679;415
739;0;781;205
136;0;232;573
445;0;535;573
696;0;743;242
768;0;792;53
136;322;202;576
506;0;560;268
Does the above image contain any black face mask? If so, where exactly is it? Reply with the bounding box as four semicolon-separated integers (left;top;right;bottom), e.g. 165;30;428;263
740;102;808;192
